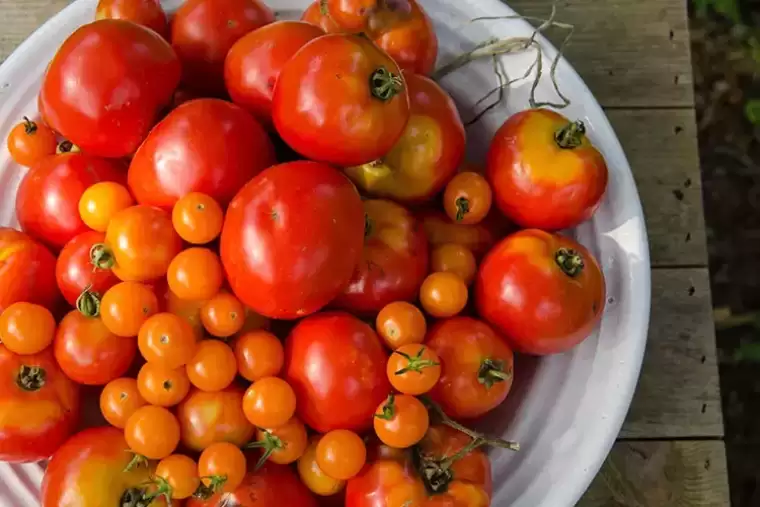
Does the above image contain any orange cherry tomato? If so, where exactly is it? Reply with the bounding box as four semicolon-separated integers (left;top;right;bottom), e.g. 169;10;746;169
419;272;468;318
200;292;245;337
297;436;346;497
242;376;296;428
137;362;191;407
100;282;159;337
125;405;180;460
250;416;308;466
99;377;147;429
177;386;255;452
375;301;426;350
163;287;207;339
155;454;200;500
78;182;135;233
443;172;492;225
6;117;57;167
233;330;284;382
386;344;441;395
138;312;197;368
167;248;223;301
430;243;477;285
198;442;247;494
373;394;429;449
185;339;237;392
0;302;56;355
316;429;367;480
171;192;224;245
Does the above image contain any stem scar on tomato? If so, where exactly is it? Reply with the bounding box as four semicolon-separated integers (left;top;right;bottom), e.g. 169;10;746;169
554;120;586;149
375;393;396;420
119;486;154;507
56;139;81;154
476;358;511;389
454;197;470;221
393;347;440;375
369;67;403;101
16;365;46;391
90;243;116;270
76;285;101;318
554;247;585;277
22;117;38;135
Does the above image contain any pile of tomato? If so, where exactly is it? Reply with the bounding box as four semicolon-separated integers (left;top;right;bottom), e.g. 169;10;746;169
0;0;610;506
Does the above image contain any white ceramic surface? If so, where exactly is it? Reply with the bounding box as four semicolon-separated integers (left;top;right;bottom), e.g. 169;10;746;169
0;1;651;506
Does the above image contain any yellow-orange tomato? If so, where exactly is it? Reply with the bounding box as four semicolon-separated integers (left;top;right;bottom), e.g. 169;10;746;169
137;362;191;407
164;288;206;340
242;376;296;428
6;117;57;167
171;192;224;244
0;302;56;355
233;330;284;382
419;272;468;318
100;282;159;337
200;292;246;338
375;301;427;350
297;436;346;497
252;416;308;465
443;172;492;225
373;394;429;448
124;405;180;460
155;454;200;500
167;248;223;301
198;442;247;494
99;377;147;429
185;339;237;392
137;312;197;368
78;182;135;232
316;430;366;481
386;343;441;395
430;243;477;285
177;386;255;452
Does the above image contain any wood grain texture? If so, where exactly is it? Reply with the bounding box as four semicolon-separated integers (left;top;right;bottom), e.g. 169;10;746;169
508;0;695;108
0;0;70;62
578;440;730;507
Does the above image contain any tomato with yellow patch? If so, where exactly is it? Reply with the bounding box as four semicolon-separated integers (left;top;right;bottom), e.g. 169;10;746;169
176;385;255;452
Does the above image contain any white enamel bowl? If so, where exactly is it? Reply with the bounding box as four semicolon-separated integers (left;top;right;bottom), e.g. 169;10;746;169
0;0;651;505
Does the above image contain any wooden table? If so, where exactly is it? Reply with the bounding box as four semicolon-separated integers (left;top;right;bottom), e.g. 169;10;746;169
0;0;731;505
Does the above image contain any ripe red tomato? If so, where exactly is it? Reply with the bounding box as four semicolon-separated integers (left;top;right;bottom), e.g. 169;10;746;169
171;0;275;96
284;312;391;433
39;19;180;158
42;426;172;507
272;34;410;166
95;0;169;39
333;199;428;314
176;386;255;452
0;228;59;313
475;229;606;355
220;161;364;319
225;21;324;128
0;345;80;462
426;317;514;420
54;310;137;385
344;73;464;202
128;99;275;209
56;231;119;307
487;109;609;230
6;117;57;167
15;153;125;251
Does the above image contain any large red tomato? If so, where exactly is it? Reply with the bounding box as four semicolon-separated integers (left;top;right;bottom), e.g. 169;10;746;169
272;34;410;166
128;99;276;209
56;231;119;307
486;109;609;230
176;386;255;452
39;19;180;158
344;73;464;203
333;199;428;314
475;229;606;355
171;0;275;96
220;161;364;319
0;345;80;463
284;312;391;433
15;153;126;251
42;426;172;507
95;0;169;39
0;228;59;313
225;21;324;128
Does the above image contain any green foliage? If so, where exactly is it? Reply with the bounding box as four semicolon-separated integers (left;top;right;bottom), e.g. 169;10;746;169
745;99;760;125
693;0;742;23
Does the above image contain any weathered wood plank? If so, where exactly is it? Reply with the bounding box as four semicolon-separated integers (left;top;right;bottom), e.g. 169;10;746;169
621;268;723;439
578;440;730;507
509;0;694;108
0;0;70;62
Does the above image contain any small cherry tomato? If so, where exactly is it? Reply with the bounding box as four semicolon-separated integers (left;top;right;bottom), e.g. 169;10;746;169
78;182;134;233
198;442;247;494
163;288;207;340
155;454;200;501
0;302;56;355
243;376;296;428
125;405;180;459
56;231;120;307
386;344;441;395
375;301;426;350
171;192;223;245
100;377;146;429
96;0;169;39
430;243;477;286
297;437;346;497
6;117;57;167
137;362;191;407
138;312;197;368
200;292;246;338
167;248;223;301
443;172;492;225
233;330;284;382
419;272;468;318
316;430;367;480
186;339;237;392
419;209;506;259
100;282;160;337
250;416;308;466
373;394;429;449
177;386;255;452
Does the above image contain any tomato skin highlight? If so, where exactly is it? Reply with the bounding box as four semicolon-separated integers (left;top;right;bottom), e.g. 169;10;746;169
284;312;391;433
0;345;80;463
56;231;119;306
39;19;180;158
221;161;365;319
96;0;169;38
475;229;606;355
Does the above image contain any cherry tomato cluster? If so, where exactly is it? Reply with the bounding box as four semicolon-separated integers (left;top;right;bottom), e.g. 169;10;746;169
0;0;610;506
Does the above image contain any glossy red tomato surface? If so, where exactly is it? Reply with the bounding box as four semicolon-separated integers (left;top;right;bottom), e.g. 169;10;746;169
56;231;119;307
39;19;180;158
0;228;59;313
95;0;169;39
220;161;364;319
128;98;276;209
272;34;410;166
284;312;391;433
15;153;125;251
0;345;80;463
171;0;275;96
475;229;606;355
486;109;609;230
334;199;429;314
